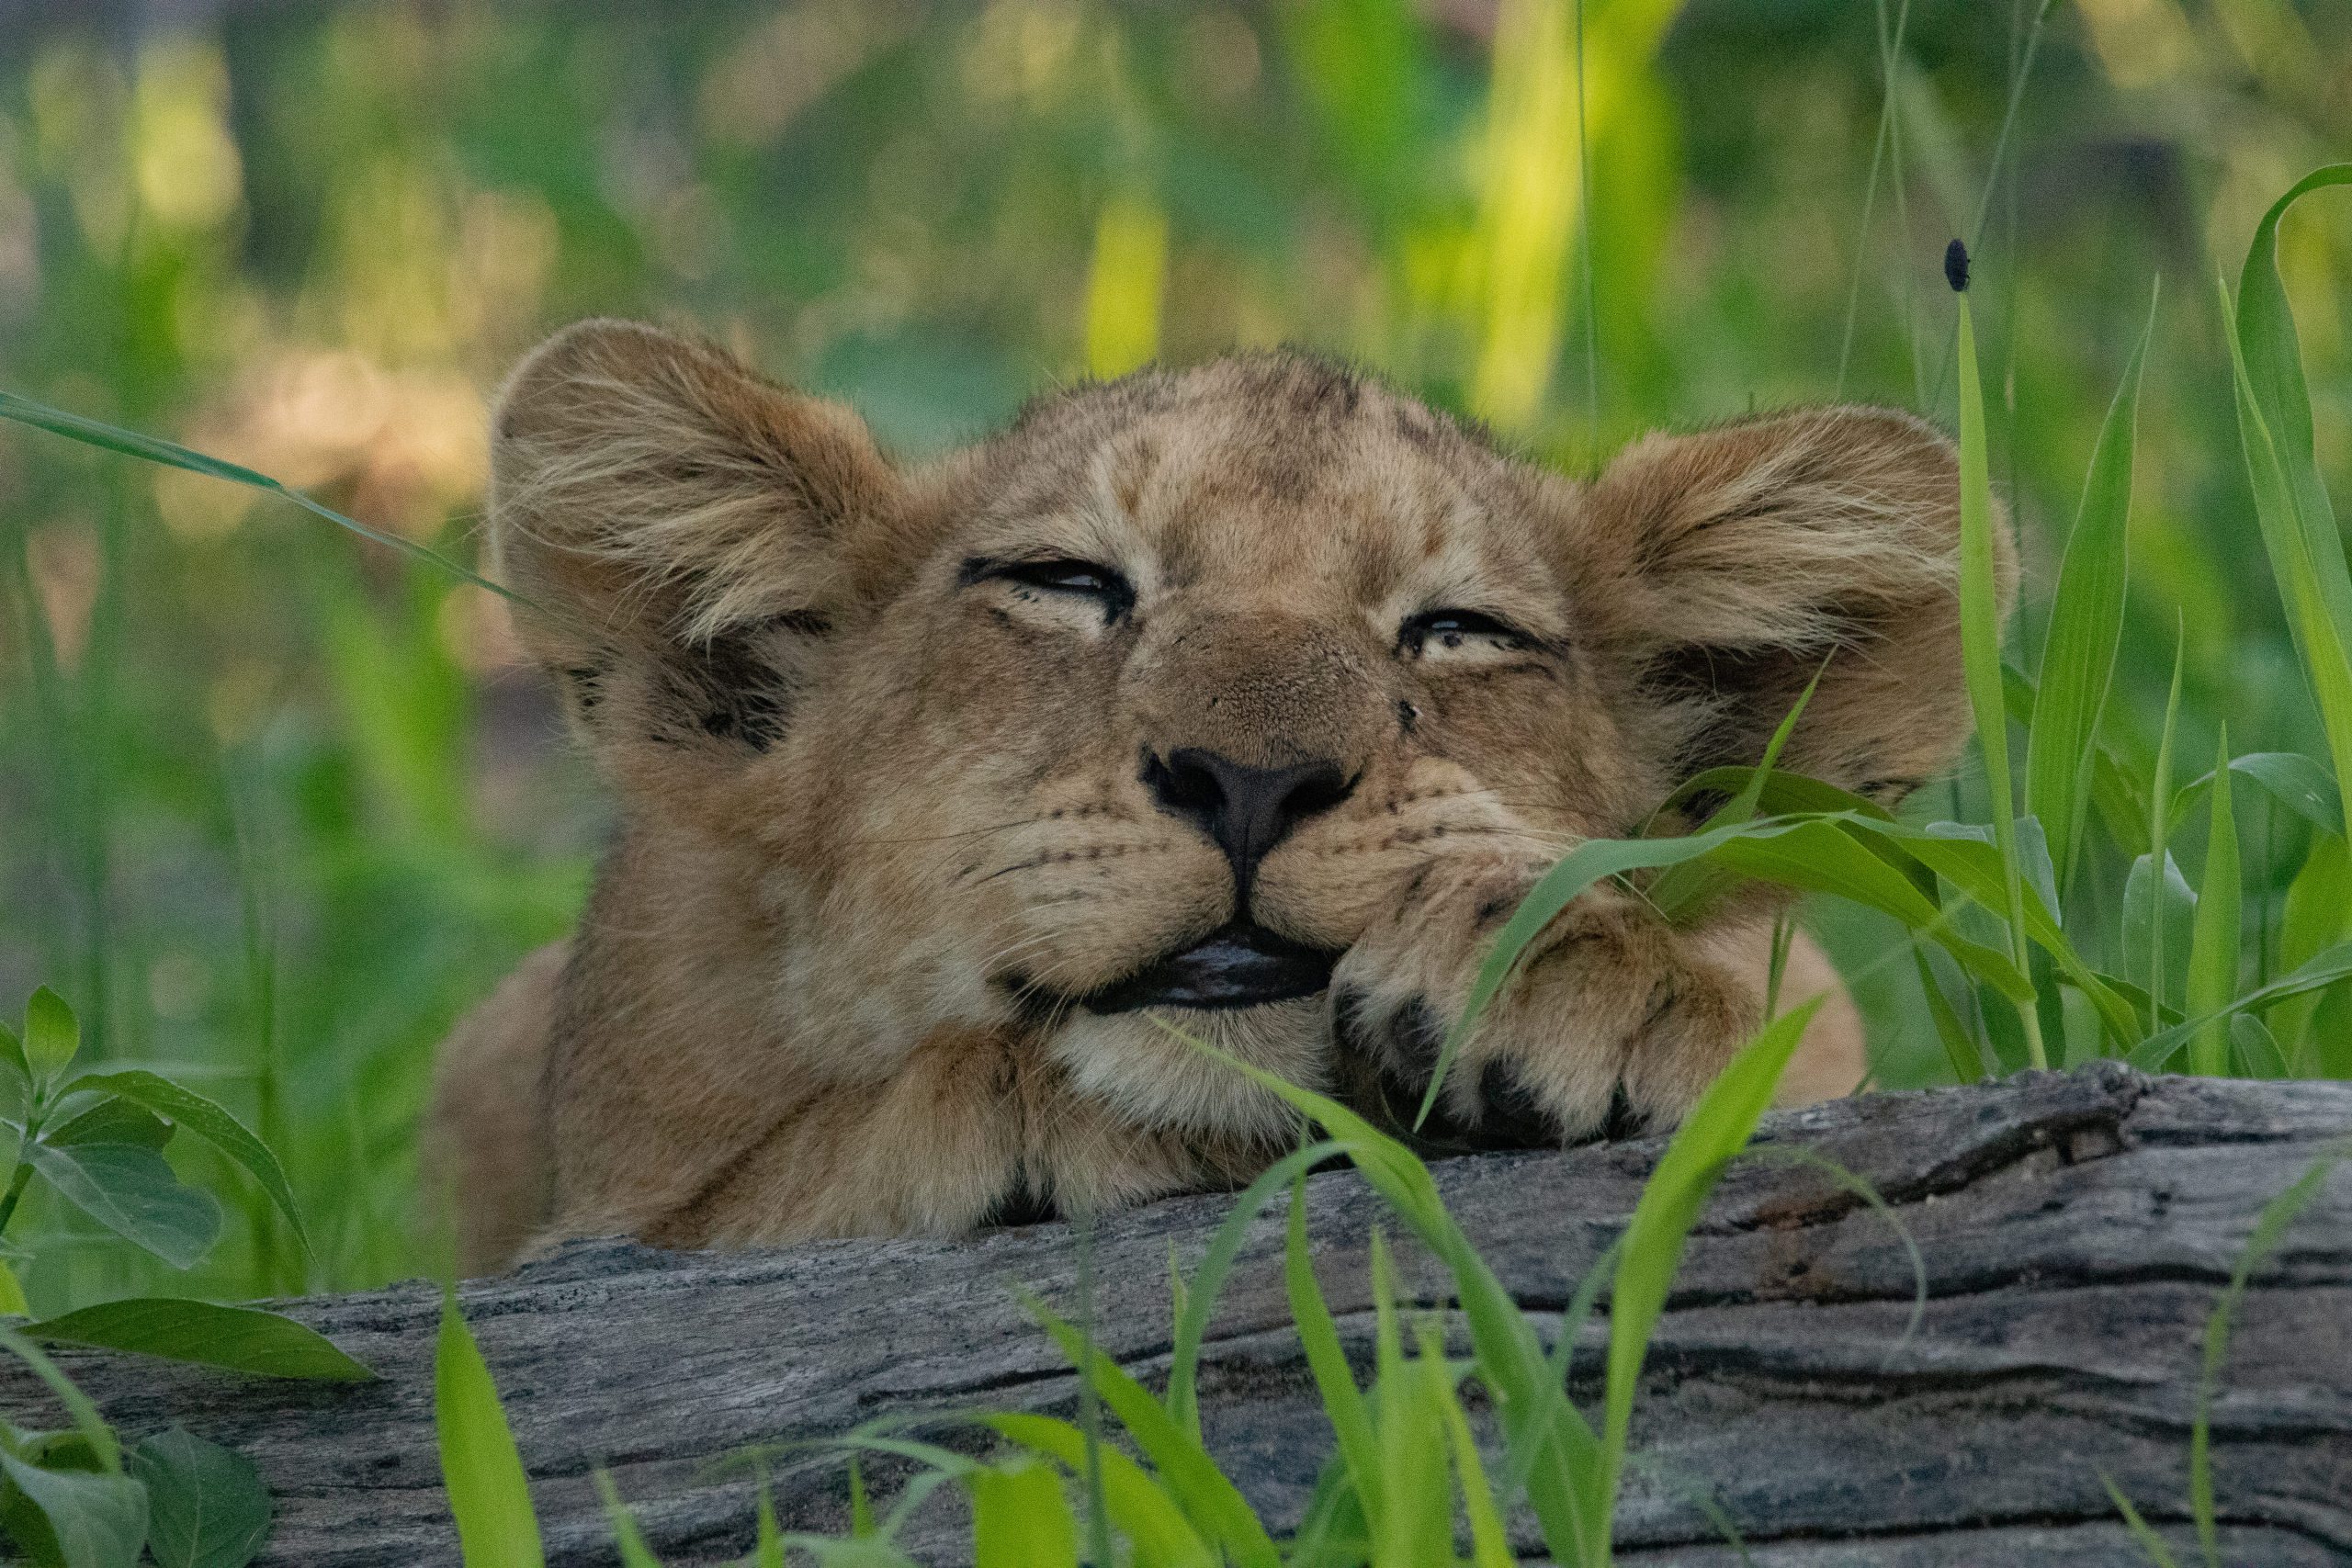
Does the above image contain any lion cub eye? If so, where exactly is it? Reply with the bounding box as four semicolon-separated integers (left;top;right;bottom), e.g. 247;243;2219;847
963;556;1137;624
1399;607;1529;660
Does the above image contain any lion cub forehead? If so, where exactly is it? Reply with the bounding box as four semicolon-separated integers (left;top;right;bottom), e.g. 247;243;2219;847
970;352;1549;591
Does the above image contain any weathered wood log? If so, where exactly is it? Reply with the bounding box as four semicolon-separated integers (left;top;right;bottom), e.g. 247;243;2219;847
4;1064;2348;1565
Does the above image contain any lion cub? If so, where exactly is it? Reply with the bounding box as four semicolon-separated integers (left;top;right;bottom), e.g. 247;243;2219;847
425;321;2000;1273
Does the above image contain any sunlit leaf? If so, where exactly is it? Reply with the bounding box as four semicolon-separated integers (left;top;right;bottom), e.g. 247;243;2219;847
1599;1002;1815;1517
968;1461;1078;1568
23;988;79;1085
435;1294;544;1568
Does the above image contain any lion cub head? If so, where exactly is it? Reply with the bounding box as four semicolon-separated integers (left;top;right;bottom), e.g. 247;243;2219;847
493;322;1982;1154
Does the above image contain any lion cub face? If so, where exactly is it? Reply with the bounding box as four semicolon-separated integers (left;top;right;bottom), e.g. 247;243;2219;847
493;323;1979;1147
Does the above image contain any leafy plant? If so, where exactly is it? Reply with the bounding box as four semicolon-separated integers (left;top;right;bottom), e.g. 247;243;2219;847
0;987;370;1568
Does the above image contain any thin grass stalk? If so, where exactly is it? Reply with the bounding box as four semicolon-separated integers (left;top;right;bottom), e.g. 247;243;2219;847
1951;264;2046;1067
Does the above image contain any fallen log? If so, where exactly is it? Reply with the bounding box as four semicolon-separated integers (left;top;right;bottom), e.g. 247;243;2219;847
4;1063;2347;1565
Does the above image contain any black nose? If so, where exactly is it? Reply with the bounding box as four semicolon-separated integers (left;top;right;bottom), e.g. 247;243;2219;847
1142;748;1356;890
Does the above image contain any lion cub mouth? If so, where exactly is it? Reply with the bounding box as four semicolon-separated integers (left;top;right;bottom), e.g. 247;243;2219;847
1079;922;1340;1013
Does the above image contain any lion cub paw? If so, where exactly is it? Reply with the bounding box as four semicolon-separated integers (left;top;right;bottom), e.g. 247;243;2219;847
1329;856;1760;1148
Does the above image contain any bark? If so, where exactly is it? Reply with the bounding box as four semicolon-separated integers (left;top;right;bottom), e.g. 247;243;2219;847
5;1064;2348;1566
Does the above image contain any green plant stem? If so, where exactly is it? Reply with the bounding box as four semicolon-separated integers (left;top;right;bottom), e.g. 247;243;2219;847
0;1160;37;1240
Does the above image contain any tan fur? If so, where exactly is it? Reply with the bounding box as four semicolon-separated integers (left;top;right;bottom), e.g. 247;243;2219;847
425;322;2006;1272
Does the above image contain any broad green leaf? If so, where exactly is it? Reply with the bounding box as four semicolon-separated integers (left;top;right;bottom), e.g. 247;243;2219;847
1954;288;2043;1067
592;1472;664;1568
1284;1179;1380;1540
128;1429;271;1568
70;1073;308;1251
0;1020;28;1123
2228;166;2352;795
0;1450;147;1568
435;1295;544;1568
2129;940;2352;1072
1599;1002;1816;1524
0;1261;28;1317
968;1461;1078;1568
0;390;524;607
988;1414;1215;1568
25;1142;220;1269
2027;284;2153;894
45;1099;172;1152
24;989;79;1085
26;1299;370;1382
2184;735;2242;1078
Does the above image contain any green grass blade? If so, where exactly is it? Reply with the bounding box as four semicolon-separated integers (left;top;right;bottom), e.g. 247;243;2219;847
435;1293;546;1568
1416;1319;1515;1568
2146;628;2188;1025
1598;1001;1817;1530
989;1413;1216;1568
2168;752;2343;840
2184;731;2243;1077
1915;948;1986;1084
2127;939;2352;1072
2190;1147;2346;1566
0;389;526;607
969;1460;1080;1568
1024;1299;1282;1568
754;1481;786;1568
593;1472;667;1567
1167;1140;1342;1437
2099;1472;2183;1568
2026;281;2154;893
1285;1175;1383;1541
2219;170;2352;798
1954;280;2043;1068
1161;1020;1603;1563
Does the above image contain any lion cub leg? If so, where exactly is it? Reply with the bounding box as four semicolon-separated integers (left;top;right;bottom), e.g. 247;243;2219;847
1330;856;1862;1145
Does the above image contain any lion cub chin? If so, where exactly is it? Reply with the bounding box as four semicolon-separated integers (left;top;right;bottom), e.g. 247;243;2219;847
424;322;2001;1275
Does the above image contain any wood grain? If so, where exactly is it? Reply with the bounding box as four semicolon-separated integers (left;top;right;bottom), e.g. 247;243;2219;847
4;1064;2346;1565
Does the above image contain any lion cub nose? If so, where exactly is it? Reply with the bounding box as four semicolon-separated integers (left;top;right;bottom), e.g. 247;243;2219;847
1143;748;1355;892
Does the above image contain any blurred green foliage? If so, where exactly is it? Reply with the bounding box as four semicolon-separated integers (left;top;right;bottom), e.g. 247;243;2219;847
1;0;2348;1303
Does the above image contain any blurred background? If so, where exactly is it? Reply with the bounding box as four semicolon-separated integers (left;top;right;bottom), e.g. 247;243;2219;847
0;0;2346;1304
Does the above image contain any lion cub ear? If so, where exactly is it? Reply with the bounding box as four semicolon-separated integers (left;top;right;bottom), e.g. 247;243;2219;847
1574;406;2014;807
490;320;900;784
